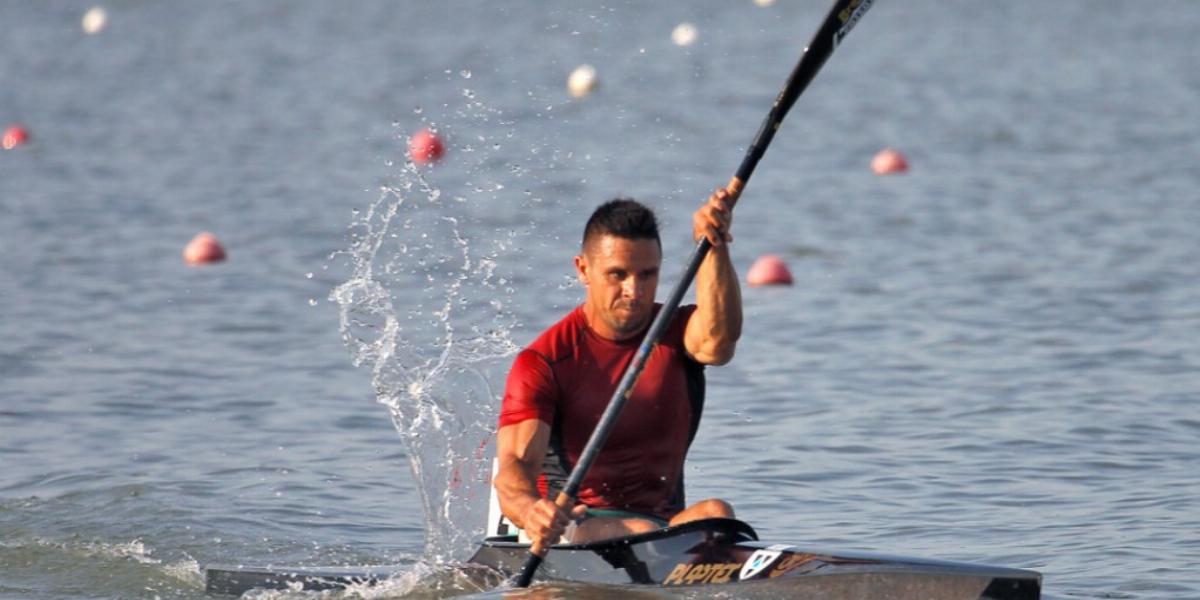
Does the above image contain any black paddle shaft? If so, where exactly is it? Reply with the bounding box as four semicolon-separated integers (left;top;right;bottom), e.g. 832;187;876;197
515;0;876;587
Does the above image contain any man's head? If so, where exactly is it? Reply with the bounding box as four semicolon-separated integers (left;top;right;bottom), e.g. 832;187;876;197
575;199;663;341
581;198;662;252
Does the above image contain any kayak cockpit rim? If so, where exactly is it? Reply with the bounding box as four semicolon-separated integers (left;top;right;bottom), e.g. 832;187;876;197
481;516;760;548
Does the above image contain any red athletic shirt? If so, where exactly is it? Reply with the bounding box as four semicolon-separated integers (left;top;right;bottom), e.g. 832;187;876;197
499;304;705;521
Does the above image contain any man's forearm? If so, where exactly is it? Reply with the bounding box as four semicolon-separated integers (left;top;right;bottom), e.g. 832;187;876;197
494;462;544;529
693;243;743;364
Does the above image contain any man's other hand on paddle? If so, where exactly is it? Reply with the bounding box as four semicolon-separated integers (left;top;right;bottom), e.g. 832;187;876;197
692;185;738;247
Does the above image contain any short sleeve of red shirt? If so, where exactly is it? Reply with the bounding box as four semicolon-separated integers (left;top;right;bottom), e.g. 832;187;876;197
499;349;557;427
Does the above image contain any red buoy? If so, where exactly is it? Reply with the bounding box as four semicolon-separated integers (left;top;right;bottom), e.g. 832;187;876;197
871;147;909;175
183;232;227;265
408;128;445;164
3;125;30;150
746;254;793;287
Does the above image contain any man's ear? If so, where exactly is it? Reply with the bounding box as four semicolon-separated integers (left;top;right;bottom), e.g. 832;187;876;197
574;254;588;286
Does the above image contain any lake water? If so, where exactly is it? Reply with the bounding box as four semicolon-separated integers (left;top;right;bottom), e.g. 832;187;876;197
2;1;1198;598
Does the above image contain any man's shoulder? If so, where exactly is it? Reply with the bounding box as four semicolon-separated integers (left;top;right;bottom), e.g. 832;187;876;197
524;305;586;363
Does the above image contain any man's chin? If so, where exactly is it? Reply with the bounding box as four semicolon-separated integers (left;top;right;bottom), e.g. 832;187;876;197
609;314;650;337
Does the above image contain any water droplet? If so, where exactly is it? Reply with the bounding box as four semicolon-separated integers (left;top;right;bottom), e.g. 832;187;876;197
413;105;423;114
308;299;318;306
305;272;314;279
460;69;472;79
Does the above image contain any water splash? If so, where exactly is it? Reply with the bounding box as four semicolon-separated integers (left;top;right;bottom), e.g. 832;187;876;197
331;94;544;561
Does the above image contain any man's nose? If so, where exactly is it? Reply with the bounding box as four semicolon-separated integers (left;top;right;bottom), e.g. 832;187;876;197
622;277;639;299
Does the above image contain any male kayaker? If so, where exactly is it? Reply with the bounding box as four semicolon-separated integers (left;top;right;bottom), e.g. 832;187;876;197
494;187;742;547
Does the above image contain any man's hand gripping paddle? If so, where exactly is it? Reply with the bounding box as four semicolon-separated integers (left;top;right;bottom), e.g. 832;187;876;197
514;0;876;587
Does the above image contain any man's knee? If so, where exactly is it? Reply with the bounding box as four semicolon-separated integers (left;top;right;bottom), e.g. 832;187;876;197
625;518;662;534
692;498;735;518
572;516;659;543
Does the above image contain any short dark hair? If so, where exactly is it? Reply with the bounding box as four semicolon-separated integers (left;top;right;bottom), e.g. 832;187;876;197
582;198;661;250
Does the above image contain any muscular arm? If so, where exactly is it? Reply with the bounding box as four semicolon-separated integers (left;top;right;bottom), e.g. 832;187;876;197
494;419;551;529
685;183;744;365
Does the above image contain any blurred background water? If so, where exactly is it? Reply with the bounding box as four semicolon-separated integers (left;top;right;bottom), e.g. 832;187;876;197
1;1;1198;598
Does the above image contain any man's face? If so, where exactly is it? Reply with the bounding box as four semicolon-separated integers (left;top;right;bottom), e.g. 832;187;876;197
575;235;662;341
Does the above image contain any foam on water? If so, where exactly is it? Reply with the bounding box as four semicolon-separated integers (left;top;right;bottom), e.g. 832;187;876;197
0;531;205;597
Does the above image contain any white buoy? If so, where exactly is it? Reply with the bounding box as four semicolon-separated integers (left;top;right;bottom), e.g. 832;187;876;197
567;64;598;98
82;6;108;35
671;22;698;47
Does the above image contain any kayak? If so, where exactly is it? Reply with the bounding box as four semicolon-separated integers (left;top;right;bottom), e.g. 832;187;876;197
204;518;1041;598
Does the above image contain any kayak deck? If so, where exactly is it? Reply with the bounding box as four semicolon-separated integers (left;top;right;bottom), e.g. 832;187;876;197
204;518;1041;598
472;519;1039;598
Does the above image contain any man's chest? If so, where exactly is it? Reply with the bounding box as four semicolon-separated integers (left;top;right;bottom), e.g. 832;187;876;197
553;342;691;440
